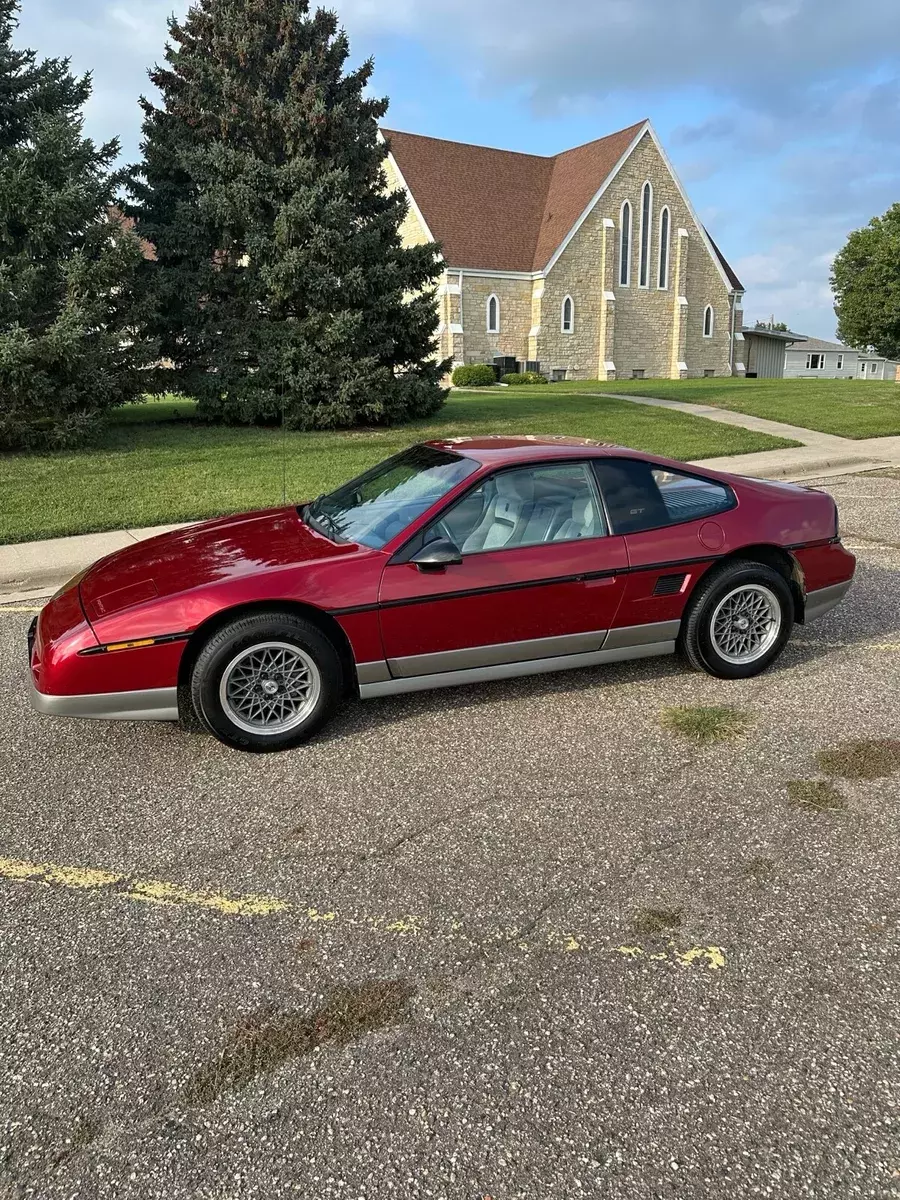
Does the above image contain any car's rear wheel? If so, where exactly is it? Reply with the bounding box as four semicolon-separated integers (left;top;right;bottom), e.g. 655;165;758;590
190;612;342;752
679;559;794;679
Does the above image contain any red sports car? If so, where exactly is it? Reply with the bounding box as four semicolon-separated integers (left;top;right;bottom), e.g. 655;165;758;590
29;436;855;752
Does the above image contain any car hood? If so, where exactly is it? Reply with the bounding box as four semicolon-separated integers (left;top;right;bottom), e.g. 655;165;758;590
79;506;352;621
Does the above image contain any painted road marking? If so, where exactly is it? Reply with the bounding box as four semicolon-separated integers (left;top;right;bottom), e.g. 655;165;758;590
0;606;43;613
616;943;726;970
0;854;727;968
0;855;288;917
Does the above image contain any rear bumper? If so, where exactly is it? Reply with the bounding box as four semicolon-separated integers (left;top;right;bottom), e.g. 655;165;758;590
804;579;853;624
30;682;179;722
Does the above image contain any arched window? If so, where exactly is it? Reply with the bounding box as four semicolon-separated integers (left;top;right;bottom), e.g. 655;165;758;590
561;295;574;333
703;305;715;338
619;202;632;287
487;294;499;333
658;206;670;290
639;181;653;288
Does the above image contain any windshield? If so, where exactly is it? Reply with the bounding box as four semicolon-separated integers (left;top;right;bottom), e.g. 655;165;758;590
303;446;478;549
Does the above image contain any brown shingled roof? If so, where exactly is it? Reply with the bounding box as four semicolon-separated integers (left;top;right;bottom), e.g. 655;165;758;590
706;231;744;292
384;122;743;291
383;121;648;272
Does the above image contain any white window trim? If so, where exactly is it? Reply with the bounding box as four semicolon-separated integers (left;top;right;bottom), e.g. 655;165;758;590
638;181;653;289
703;305;715;338
657;205;670;290
486;293;500;334
561;295;574;334
836;354;844;370
619;201;632;288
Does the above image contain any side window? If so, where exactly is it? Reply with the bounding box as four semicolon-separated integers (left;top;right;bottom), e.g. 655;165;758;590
424;462;606;554
593;460;733;533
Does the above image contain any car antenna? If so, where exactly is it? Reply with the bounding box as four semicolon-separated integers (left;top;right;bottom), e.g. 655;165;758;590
281;363;287;506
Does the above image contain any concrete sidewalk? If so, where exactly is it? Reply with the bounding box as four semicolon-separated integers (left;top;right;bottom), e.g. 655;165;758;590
0;523;186;604
4;394;900;603
605;392;900;481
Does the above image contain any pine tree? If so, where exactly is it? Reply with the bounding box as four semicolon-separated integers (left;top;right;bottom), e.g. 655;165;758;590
0;0;149;450
129;0;448;430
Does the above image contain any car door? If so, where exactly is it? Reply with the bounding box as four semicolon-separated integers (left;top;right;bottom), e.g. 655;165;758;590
592;457;736;635
378;461;629;679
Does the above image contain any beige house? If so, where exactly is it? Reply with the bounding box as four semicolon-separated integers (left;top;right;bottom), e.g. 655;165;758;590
383;119;746;382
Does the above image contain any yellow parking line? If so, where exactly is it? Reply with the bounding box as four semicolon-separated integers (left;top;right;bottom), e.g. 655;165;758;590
0;855;288;917
0;854;726;968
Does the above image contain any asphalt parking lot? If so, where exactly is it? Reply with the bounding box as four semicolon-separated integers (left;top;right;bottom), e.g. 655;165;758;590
1;471;899;1200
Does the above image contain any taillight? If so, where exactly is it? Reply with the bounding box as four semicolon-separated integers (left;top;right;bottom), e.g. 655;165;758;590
833;499;840;540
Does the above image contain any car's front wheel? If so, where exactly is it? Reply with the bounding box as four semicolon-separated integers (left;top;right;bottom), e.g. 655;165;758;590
190;611;342;752
679;559;794;679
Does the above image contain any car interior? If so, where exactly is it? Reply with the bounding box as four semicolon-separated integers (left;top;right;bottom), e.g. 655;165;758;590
432;467;604;553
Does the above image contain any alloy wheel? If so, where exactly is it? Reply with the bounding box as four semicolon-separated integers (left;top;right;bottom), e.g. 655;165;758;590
710;584;782;665
219;641;321;735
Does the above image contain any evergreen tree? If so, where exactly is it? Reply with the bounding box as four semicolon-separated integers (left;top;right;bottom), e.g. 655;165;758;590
0;0;148;450
129;0;448;430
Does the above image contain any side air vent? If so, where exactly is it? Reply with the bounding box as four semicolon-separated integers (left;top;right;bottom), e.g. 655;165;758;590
653;573;687;597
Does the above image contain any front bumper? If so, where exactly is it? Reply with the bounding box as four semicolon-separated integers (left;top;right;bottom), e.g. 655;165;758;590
804;578;853;624
29;682;179;722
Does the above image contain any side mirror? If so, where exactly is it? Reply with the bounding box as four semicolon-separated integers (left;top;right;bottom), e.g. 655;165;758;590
410;537;463;572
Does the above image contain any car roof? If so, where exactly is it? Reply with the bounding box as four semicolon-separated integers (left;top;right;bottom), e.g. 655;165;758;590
424;435;641;465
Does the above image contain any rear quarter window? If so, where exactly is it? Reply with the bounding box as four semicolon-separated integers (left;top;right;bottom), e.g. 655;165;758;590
593;460;734;534
652;469;734;524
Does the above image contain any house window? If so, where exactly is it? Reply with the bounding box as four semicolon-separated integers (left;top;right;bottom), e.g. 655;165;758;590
486;294;499;333
871;362;878;374
806;353;826;370
619;201;632;287
704;369;715;378
658;206;670;290
632;368;646;380
703;305;714;338
551;368;568;382
561;295;574;334
639;182;653;288
836;354;843;370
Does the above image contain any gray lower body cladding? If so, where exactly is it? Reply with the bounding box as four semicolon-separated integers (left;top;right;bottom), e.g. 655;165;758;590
357;620;680;700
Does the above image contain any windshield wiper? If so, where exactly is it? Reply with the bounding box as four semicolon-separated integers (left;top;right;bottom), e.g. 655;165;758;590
302;495;344;542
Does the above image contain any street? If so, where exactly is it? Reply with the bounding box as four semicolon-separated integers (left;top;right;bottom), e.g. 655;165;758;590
1;471;898;1199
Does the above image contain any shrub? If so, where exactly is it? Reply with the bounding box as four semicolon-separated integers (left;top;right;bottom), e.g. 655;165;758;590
502;370;547;386
451;363;496;387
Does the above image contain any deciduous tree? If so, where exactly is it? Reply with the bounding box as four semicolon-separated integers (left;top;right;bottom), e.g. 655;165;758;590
832;204;900;360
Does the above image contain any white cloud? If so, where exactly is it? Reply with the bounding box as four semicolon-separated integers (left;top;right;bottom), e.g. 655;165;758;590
336;0;900;116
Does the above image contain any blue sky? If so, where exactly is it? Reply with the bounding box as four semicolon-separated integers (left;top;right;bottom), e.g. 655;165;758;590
16;0;900;339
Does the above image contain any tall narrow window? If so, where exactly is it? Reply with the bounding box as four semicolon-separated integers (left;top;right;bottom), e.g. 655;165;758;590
619;202;632;287
658;206;670;290
639;182;653;288
703;305;714;338
487;294;499;333
561;295;574;333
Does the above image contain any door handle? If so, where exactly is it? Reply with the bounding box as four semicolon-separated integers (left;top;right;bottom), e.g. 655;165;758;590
584;575;617;589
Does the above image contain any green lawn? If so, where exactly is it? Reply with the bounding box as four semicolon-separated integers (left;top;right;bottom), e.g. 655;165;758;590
506;377;900;439
0;390;794;544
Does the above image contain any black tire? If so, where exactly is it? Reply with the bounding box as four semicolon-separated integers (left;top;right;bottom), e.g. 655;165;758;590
679;559;794;679
189;611;343;752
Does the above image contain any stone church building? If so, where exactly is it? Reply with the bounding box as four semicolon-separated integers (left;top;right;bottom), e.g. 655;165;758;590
383;120;746;382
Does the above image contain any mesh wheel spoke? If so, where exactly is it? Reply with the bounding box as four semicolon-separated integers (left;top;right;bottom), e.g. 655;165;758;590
219;640;322;735
710;584;782;666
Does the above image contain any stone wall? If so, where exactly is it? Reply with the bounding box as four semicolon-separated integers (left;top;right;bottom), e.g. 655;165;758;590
460;274;533;365
538;131;735;380
390;132;742;382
